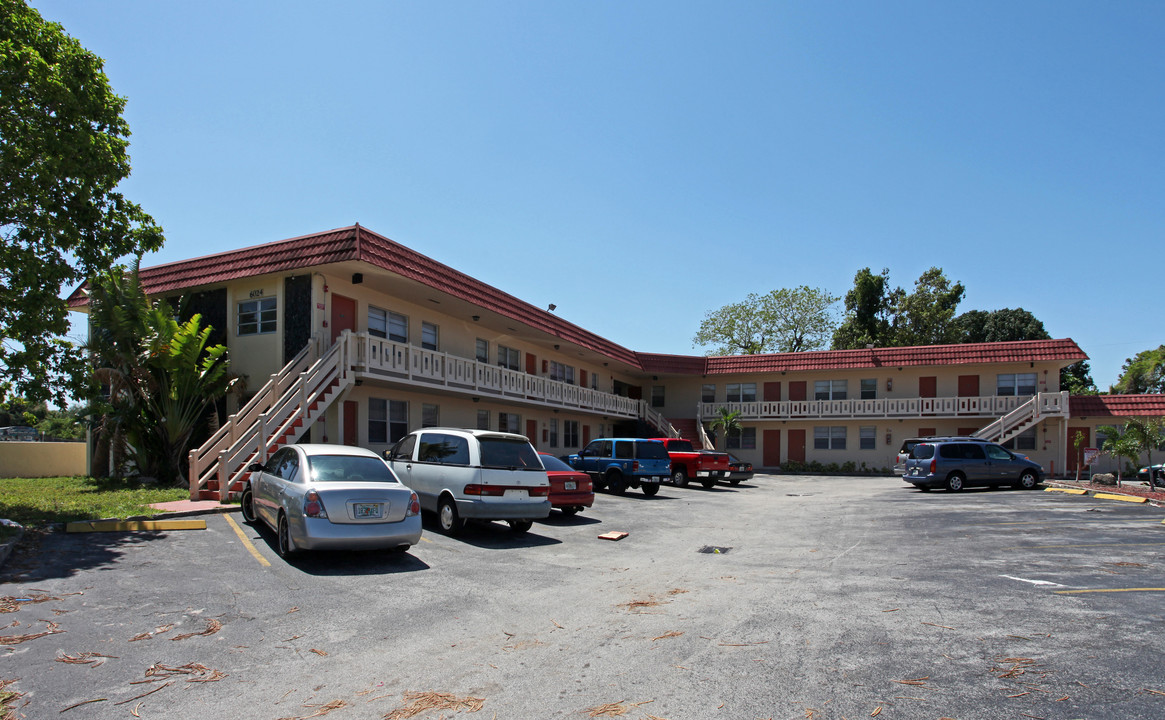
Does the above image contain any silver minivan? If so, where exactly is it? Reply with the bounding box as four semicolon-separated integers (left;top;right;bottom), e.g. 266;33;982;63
385;428;550;534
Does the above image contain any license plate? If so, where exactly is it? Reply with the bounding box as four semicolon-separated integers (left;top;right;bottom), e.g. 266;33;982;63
564;481;576;490
504;488;527;498
354;503;382;519
650;476;661;482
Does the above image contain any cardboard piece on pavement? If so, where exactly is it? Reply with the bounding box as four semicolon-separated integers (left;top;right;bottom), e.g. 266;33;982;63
597;531;628;541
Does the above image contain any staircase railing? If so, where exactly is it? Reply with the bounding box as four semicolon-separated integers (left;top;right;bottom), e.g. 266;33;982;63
973;391;1069;444
640;402;680;439
188;334;352;501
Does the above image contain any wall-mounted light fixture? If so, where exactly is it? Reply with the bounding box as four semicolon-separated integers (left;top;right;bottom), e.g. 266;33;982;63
554;344;560;350
472;315;480;322
352;273;363;284
886;378;893;391
885;430;892;446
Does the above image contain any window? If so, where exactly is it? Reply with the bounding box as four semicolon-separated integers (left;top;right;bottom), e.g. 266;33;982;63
388;312;408;342
549;361;575;383
477;409;490;430
859;426;876;450
549;418;558;448
997;373;1037;396
564;420;580;447
498;412;520;433
419;433;470;465
727;427;756;450
814;380;847;400
860;379;877;400
814;426;847;450
370;399;408;443
421;322;438;350
702;384;716;403
651;385;665;408
591;372;598;390
422;403;439;428
476;339;489;363
1003;427;1038;451
238;298;276;335
726;383;757;403
370;307;407;342
368;306;387;338
498;345;520;371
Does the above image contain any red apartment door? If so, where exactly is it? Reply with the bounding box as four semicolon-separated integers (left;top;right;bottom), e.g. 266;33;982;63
526;419;538;448
788;382;807;401
331;294;356;345
582;425;591;445
343;401;358;446
1068;427;1090;474
958;375;980;397
763;382;782;401
526;353;537;375
788;429;806;463
919;377;937;398
763;429;781;467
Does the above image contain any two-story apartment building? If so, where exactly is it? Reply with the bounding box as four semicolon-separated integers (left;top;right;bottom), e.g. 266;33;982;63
65;225;1154;499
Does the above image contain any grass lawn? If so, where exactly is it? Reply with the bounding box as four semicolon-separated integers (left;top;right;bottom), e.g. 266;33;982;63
0;477;189;527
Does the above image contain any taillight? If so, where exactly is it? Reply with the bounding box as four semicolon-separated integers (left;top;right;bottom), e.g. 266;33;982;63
304;490;327;519
407;491;420;517
632;460;640;472
530;486;549;497
463;484;505;496
930;458;937;474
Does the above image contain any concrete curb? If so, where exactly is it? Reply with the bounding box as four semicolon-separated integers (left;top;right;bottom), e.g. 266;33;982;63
1043;480;1164;508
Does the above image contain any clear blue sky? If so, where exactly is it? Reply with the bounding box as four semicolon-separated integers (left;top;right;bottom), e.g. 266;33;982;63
35;0;1164;389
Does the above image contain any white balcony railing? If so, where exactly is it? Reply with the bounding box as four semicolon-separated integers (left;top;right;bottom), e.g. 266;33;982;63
349;332;643;419
701;392;1071;423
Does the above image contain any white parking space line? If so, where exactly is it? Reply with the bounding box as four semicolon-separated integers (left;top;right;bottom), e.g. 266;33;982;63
1000;575;1065;587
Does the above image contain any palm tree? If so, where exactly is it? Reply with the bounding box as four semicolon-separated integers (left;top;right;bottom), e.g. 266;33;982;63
708;407;742;451
1121;418;1164;488
85;261;235;485
1097;425;1141;486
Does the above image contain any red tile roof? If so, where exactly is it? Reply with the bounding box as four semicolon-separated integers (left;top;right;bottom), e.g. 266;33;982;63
66;226;1089;378
639;339;1087;375
68;225;641;368
1070;394;1165;417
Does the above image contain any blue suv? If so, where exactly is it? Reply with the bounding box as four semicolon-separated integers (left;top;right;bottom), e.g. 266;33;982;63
567;438;670;497
903;439;1044;492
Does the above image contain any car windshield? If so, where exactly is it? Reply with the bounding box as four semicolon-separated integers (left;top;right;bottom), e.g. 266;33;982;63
635;441;669;460
306;455;397;483
539;454;572;472
480;438;541;468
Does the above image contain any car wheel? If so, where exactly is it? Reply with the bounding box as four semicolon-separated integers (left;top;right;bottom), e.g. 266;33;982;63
729;478;742;486
918;485;931;492
560;506;579;516
641;482;659;497
672;468;688;487
509;519;533;533
438;496;464;535
945;472;965;492
1015;470;1039;490
277;513;298;558
700;477;717;489
606;471;626;495
388;544;410;554
240;487;257;524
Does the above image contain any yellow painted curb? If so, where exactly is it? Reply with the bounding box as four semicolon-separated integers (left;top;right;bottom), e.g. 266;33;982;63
66;519;207;533
1055;587;1165;595
1092;493;1148;504
1045;488;1088;495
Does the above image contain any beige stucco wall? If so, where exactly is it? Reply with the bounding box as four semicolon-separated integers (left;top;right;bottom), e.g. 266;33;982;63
0;442;87;478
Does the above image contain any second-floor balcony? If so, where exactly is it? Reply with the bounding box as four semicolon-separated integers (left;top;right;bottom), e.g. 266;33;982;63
701;391;1070;423
346;332;642;419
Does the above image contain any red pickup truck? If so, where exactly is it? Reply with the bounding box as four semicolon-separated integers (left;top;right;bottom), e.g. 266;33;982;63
651;438;731;489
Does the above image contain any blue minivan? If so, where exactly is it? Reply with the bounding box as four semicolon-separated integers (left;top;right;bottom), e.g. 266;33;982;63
904;439;1044;492
567;438;671;497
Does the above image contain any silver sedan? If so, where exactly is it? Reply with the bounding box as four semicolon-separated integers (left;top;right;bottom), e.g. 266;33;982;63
242;444;422;558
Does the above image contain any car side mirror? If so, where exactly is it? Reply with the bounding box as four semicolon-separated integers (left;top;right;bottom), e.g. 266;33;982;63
246;462;266;473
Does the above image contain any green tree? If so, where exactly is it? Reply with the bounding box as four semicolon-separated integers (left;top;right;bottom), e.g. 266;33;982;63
707;407;742;450
0;0;163;408
86;262;234;484
1096;425;1139;486
1060;360;1097;395
954;308;1050;343
1121;417;1164;488
832;267;964;349
33;404;85;440
831;268;897;349
693;286;838;355
1112;345;1165;394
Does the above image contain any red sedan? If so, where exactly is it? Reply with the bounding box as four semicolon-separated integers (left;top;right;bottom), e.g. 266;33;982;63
539;453;595;515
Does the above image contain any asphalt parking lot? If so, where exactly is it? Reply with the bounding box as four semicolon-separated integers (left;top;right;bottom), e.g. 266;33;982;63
3;475;1165;720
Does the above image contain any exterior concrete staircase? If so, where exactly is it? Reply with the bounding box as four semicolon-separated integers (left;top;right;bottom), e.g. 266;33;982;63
187;336;354;501
973;391;1070;446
